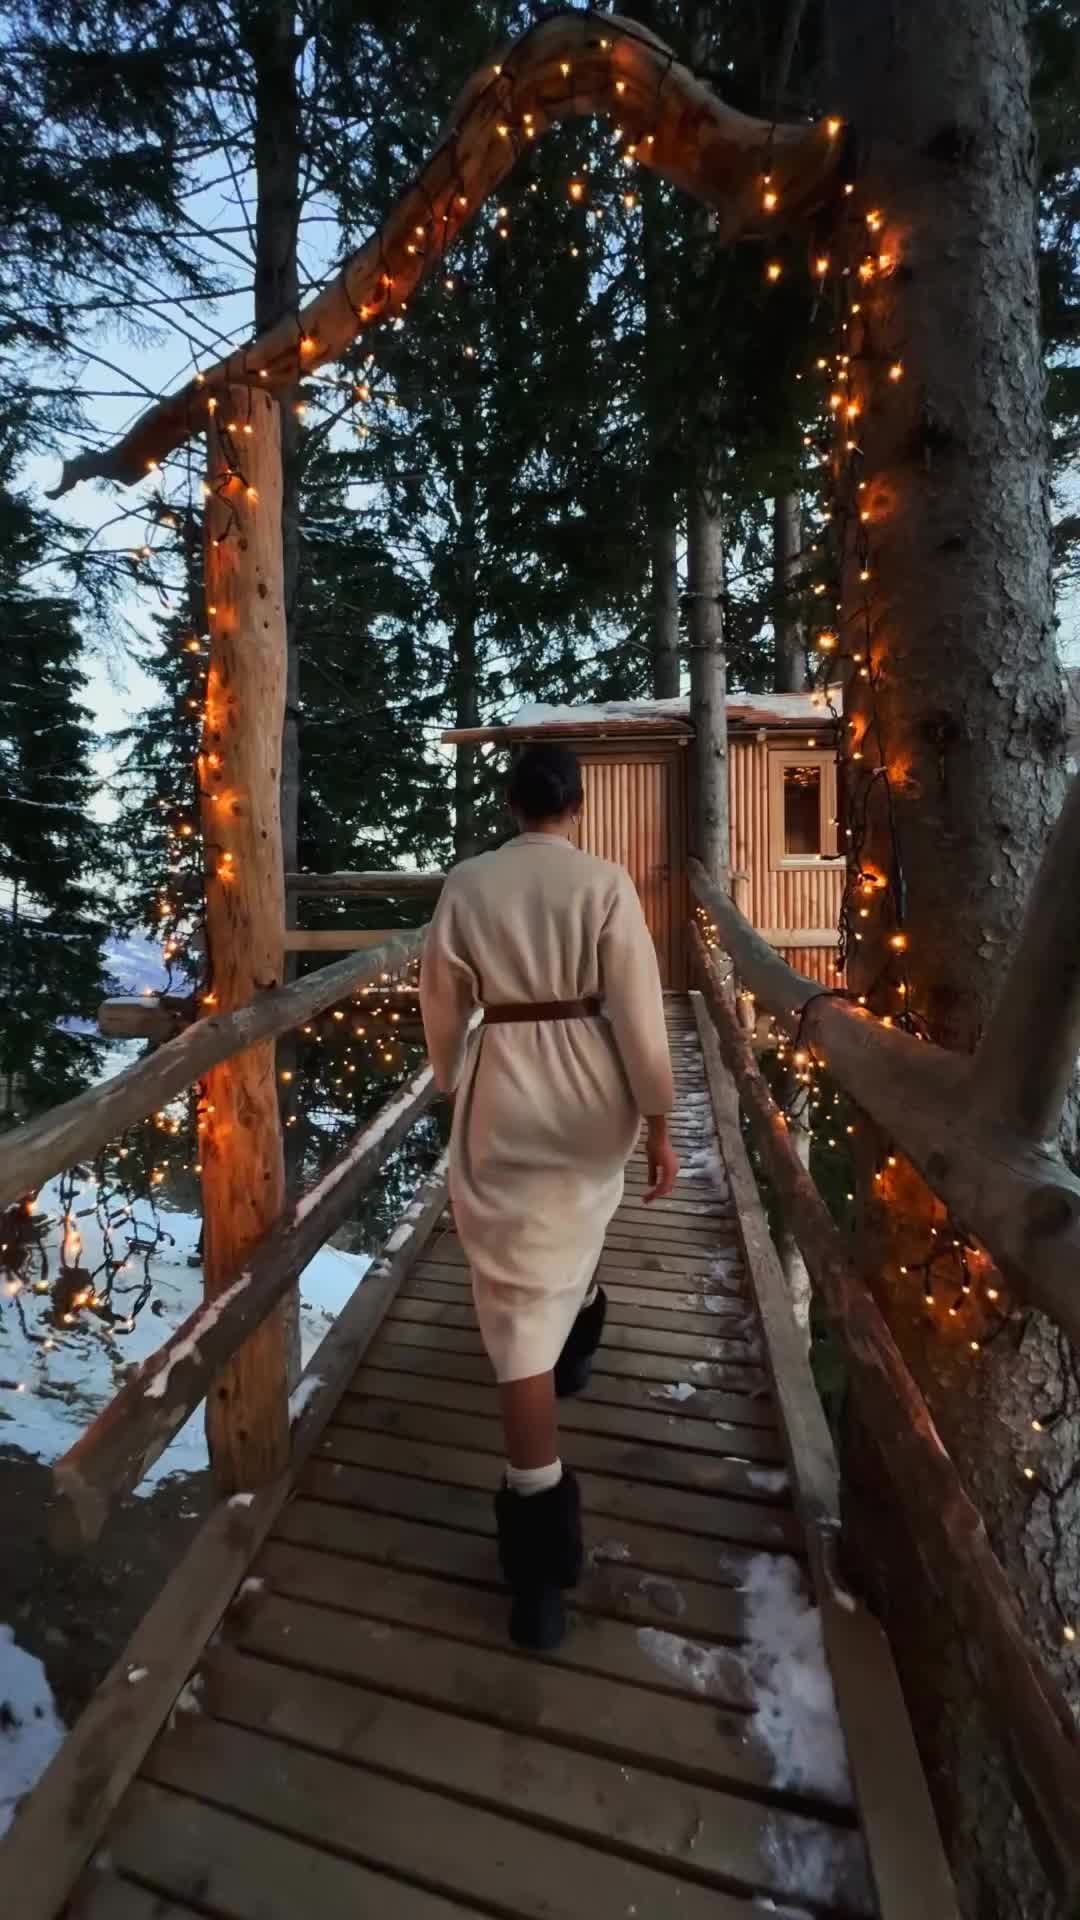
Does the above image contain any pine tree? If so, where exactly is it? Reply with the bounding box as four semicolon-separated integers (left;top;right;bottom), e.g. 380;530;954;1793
0;404;106;1117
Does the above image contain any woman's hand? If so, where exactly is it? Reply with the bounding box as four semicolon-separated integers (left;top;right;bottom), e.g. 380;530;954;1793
643;1116;679;1203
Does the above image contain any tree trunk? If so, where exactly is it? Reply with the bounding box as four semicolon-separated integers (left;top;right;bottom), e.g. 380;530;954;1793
200;387;289;1493
829;4;1071;1912
687;486;728;882
243;1;305;1295
451;405;481;861
772;492;807;694
643;176;680;700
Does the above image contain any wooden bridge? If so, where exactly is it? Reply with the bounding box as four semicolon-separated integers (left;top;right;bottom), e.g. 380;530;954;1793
4;858;1080;1914
9;11;1080;1914
3;986;958;1920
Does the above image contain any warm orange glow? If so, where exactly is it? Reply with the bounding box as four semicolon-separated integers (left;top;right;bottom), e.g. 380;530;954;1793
766;261;782;282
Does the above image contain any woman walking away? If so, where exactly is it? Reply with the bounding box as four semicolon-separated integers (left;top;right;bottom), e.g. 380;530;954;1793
420;741;677;1651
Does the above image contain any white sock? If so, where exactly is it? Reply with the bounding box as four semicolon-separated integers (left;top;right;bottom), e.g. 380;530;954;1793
505;1458;562;1497
582;1282;599;1309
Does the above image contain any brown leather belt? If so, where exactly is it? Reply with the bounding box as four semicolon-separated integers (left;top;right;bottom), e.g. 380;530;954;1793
482;996;603;1026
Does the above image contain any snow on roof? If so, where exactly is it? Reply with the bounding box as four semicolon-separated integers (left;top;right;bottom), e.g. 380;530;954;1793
505;690;838;733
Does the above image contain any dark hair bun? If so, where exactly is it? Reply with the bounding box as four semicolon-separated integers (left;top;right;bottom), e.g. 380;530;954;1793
507;742;584;823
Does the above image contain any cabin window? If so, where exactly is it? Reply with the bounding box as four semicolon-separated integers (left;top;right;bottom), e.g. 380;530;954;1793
768;748;839;869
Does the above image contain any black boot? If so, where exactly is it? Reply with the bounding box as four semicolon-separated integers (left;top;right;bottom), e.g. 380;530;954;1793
495;1470;583;1651
554;1287;607;1398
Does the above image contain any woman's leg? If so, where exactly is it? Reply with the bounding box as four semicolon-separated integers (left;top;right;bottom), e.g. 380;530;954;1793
501;1371;558;1470
496;1370;581;1651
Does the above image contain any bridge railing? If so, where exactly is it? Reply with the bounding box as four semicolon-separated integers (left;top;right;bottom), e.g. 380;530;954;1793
0;923;443;1544
686;886;1080;1904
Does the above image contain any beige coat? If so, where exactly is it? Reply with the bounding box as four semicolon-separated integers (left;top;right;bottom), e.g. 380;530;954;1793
420;832;674;1382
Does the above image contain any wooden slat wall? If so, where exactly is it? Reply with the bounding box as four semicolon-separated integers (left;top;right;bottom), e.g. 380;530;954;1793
729;735;843;983
575;750;688;989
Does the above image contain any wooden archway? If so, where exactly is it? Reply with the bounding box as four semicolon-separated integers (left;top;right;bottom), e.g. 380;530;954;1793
52;9;844;1481
53;8;842;493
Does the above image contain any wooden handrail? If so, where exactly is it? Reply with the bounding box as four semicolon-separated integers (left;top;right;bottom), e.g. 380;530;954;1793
50;1058;438;1545
0;927;425;1209
691;923;1080;1906
286;869;445;898
688;858;1080;1348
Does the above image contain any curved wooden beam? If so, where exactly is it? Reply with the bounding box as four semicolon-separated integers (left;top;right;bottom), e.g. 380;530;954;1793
50;8;842;496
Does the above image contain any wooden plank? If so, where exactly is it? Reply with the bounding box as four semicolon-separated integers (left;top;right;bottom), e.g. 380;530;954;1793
70;1874;207;1920
143;1716;775;1920
273;1498;766;1638
403;1271;750;1323
332;1395;791;1500
100;1781;481;1919
360;1341;778;1420
255;1540;757;1704
418;1238;742;1278
196;1646;874;1912
300;1459;800;1586
345;1365;782;1451
690;987;962;1920
0;1162;447;1920
367;1327;766;1392
314;1428;798;1548
383;1301;760;1363
413;1256;746;1298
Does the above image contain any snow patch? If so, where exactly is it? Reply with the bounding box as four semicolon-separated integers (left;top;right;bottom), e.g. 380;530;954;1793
648;1382;695;1403
143;1273;252;1400
0;1177;371;1487
739;1555;851;1802
288;1374;324;1425
0;1626;66;1835
636;1628;741;1700
746;1467;790;1497
587;1539;631;1565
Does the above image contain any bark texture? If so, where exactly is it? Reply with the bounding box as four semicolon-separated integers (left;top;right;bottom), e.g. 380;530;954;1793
772;492;808;694
643;176;681;700
201;387;289;1493
242;0;304;1256
829;5;1074;1912
687;484;728;881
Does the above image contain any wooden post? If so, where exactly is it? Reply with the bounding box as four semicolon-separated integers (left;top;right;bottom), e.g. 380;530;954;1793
200;384;290;1492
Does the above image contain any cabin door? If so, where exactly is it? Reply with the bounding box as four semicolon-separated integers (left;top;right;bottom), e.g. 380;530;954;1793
574;748;688;989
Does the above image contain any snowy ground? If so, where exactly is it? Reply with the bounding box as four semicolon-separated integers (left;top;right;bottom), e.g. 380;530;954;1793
0;1626;66;1837
0;1177;371;1486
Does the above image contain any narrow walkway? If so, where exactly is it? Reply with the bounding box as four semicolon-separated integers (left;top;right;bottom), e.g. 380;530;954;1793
73;1000;875;1919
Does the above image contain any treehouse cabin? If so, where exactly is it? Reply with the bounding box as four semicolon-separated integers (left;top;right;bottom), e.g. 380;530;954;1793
444;691;845;990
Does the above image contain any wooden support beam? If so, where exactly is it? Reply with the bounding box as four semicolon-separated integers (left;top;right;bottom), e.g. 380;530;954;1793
97;996;194;1042
0;1157;448;1920
690;925;1080;1909
200;388;290;1493
49;12;841;497
282;928;405;952
689;859;1080;1347
50;1062;437;1545
286;869;445;899
969;767;1080;1142
0;929;425;1212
